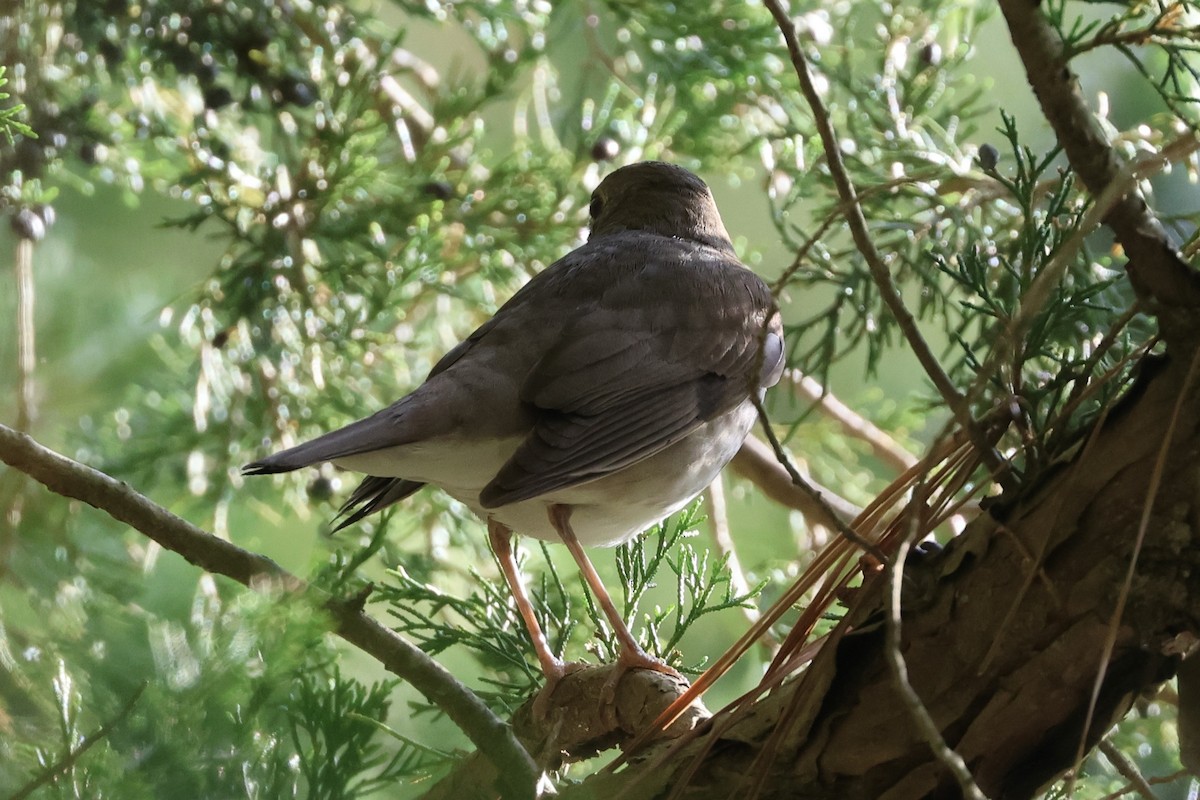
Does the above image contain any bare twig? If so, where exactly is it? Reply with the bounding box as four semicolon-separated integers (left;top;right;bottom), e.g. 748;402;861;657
787;370;918;474
885;481;987;800
1068;4;1198;58
751;396;883;561
0;423;539;800
6;682;147;800
14;236;35;432
1096;768;1189;800
1097;740;1157;800
730;434;861;527
704;478;776;653
960;130;1200;211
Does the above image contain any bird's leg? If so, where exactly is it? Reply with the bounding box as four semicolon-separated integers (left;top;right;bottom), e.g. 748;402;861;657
487;517;566;685
547;503;685;697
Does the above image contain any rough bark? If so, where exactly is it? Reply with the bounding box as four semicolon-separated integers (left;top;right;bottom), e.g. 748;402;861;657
565;352;1200;798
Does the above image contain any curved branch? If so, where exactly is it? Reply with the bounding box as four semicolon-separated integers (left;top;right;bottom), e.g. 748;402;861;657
0;423;538;800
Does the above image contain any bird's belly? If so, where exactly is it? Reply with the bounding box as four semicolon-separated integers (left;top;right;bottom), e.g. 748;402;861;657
488;401;758;547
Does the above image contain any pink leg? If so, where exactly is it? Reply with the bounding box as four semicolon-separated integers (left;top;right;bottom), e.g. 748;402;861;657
548;504;683;684
487;517;565;684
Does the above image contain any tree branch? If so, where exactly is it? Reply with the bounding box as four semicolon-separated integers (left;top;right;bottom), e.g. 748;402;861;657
0;423;539;800
787;370;918;474
731;435;862;528
762;0;1010;483
997;0;1200;344
14;235;35;433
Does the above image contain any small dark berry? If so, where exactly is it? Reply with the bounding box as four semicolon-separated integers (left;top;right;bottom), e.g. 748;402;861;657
919;42;942;68
195;58;218;85
80;140;110;164
203;86;234;110
307;476;334;502
98;39;124;65
978;143;1000;171
422;180;454;201
11;208;46;242
590;136;620;162
277;73;317;107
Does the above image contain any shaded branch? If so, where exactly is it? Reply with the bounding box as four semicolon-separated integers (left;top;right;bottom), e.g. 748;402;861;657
787;370;918;474
0;423;538;800
731;435;862;528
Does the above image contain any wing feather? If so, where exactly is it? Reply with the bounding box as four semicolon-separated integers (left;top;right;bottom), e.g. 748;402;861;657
481;242;781;508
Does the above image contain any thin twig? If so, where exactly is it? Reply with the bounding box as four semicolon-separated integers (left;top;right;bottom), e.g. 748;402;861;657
751;396;884;561
762;0;1007;483
1097;740;1157;800
0;423;539;800
15;236;35;432
730;435;862;527
1056;303;1143;430
6;682;147;800
960;130;1200;210
704;477;775;652
1097;768;1189;800
885;480;988;800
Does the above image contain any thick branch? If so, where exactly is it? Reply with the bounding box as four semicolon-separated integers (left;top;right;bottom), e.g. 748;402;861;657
0;423;538;800
997;0;1200;342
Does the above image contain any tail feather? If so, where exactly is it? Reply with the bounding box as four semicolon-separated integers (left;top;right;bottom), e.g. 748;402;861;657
243;410;408;476
332;476;425;531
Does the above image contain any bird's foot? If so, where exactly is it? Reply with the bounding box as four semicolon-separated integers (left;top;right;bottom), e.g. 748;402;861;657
601;645;686;707
512;663;701;771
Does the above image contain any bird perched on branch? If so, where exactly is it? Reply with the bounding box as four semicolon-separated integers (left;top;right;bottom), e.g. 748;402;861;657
245;161;783;699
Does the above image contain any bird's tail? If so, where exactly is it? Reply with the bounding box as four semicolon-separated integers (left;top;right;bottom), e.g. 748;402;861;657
332;476;424;531
242;410;405;475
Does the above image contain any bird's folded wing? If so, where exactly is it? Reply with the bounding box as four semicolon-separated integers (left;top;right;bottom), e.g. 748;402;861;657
478;375;747;507
479;258;781;508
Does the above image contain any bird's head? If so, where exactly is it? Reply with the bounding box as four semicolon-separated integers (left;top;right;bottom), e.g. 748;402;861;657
587;161;734;251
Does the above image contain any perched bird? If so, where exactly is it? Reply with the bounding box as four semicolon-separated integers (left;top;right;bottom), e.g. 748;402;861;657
245;161;783;694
